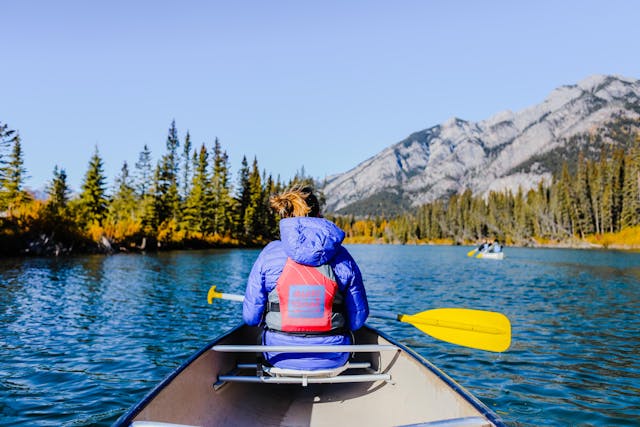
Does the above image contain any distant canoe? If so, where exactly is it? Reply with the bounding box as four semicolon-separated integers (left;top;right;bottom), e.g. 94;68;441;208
476;251;505;260
114;324;507;427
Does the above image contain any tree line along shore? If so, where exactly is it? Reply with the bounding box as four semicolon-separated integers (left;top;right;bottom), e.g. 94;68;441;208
1;120;639;257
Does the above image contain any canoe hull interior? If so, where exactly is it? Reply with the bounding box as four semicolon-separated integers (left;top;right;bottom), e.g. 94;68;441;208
118;325;503;427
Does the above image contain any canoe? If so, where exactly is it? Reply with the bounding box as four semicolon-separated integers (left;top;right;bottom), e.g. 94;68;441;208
114;324;507;427
476;251;504;260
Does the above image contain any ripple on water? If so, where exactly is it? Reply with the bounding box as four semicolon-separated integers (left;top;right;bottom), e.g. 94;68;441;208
1;247;639;426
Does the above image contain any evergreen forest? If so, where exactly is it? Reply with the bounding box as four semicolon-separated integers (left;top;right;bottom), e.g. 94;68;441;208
1;119;639;257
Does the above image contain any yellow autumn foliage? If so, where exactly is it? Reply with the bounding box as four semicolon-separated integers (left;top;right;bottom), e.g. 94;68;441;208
3;200;46;232
586;226;640;248
157;219;186;244
344;235;379;244
86;222;106;243
201;233;239;246
427;237;455;245
102;218;144;243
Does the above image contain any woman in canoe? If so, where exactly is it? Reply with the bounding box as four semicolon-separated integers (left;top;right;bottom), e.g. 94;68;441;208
243;185;369;371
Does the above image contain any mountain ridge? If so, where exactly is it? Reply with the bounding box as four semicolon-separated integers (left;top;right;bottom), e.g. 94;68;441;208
322;74;640;215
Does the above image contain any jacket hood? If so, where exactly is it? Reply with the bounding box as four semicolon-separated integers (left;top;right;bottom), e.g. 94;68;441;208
279;217;345;266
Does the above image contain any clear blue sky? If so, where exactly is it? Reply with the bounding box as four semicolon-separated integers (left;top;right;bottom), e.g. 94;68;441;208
2;0;639;191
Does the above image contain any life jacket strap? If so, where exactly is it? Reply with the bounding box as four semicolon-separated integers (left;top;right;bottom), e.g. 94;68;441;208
264;327;349;337
268;301;344;313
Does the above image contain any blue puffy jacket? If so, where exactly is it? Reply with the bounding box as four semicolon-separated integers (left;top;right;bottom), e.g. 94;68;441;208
243;216;369;370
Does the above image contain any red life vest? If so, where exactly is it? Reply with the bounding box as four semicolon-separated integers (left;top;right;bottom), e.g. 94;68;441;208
266;258;343;333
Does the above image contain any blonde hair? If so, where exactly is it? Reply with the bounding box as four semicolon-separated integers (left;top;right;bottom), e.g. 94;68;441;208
270;185;315;218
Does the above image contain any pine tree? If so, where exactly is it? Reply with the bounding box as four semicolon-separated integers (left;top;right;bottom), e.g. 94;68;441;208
531;180;556;238
610;148;625;232
557;163;576;236
134;144;155;231
449;194;462;242
431;199;446;239
78;147;108;225
46;166;70;215
620;139;640;228
263;173;278;239
574;153;594;238
599;153;614;233
485;192;506;239
181;131;192;199
154;120;181;226
473;195;485;241
1;134;30;208
243;157;264;241
525;187;541;238
108;161;138;223
0;122;18;182
458;189;474;242
183;144;213;234
589;155;604;234
135;144;153;198
211;138;233;236
235;156;251;237
512;186;528;241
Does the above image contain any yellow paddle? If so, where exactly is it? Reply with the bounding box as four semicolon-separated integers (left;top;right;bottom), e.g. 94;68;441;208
207;285;245;303
397;308;510;352
207;286;511;352
467;248;478;257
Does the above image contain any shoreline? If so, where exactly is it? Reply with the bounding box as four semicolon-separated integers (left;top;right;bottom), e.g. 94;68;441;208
2;235;639;259
343;237;640;251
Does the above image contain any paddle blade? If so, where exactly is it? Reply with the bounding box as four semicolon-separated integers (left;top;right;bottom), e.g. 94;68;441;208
399;308;511;352
467;249;478;257
207;285;221;304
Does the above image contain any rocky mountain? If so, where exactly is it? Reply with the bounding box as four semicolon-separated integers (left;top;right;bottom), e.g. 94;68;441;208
322;75;640;216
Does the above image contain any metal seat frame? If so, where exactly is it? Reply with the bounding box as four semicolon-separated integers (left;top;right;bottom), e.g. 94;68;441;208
212;344;399;388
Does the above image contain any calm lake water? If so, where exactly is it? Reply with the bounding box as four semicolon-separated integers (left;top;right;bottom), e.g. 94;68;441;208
1;245;639;426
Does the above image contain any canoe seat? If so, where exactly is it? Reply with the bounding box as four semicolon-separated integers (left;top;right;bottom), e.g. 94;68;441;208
263;362;351;377
213;344;398;387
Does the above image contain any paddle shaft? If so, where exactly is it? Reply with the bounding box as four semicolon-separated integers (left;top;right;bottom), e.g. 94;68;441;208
207;286;511;352
215;292;244;302
209;290;501;334
210;289;404;322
